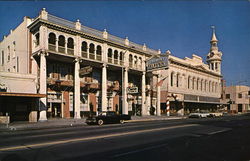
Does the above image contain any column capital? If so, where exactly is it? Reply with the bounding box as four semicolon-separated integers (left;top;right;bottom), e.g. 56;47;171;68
102;63;107;68
74;57;81;63
38;51;49;57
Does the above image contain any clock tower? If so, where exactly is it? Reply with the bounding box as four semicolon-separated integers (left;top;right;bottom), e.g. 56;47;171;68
207;26;222;74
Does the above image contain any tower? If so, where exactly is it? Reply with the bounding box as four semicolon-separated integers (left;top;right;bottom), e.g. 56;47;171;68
206;26;222;74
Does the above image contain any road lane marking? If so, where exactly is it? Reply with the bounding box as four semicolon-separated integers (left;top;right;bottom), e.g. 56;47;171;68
0;122;187;139
113;143;169;158
0;124;199;152
208;128;231;135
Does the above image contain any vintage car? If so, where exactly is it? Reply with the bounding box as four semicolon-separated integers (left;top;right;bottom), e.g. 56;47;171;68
189;111;211;118
86;111;131;125
209;112;223;117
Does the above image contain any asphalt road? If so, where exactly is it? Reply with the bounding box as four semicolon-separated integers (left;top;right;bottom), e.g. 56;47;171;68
0;115;250;161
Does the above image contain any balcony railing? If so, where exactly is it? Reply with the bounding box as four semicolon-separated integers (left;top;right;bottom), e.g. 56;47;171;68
96;55;102;61
58;46;65;54
48;44;56;51
120;61;124;66
108;57;112;63
114;59;118;65
89;53;95;60
129;62;133;68
67;48;74;55
81;51;87;58
47;14;160;56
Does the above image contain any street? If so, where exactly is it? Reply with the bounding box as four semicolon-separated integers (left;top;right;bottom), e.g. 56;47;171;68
0;115;250;161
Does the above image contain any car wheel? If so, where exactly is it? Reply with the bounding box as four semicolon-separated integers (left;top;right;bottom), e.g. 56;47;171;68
120;120;125;124
98;119;104;125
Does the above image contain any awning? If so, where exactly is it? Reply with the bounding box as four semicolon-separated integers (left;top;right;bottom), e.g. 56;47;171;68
0;92;46;98
183;100;225;105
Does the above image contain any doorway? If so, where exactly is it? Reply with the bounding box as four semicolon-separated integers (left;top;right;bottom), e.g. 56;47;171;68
238;104;243;113
52;103;61;117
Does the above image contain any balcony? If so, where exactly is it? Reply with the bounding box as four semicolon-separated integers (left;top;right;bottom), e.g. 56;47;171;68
114;59;118;65
96;55;102;61
89;53;95;60
67;48;74;55
48;44;56;51
58;46;65;54
108;57;112;63
81;51;87;58
129;62;133;68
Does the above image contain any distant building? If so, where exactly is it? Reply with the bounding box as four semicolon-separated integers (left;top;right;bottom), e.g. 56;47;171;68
158;27;223;115
221;85;250;113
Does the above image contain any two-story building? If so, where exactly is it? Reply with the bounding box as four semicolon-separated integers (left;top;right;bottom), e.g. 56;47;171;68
0;8;164;121
158;27;223;115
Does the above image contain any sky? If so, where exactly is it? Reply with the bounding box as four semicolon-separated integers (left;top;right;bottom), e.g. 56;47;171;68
0;1;249;86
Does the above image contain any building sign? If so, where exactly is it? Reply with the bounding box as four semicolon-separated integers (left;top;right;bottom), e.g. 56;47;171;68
127;87;138;94
79;66;92;76
146;54;169;72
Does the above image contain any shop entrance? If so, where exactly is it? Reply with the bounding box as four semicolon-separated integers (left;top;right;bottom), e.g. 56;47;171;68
51;103;61;118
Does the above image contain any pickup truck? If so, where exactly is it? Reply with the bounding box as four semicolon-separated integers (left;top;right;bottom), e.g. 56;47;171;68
86;111;131;125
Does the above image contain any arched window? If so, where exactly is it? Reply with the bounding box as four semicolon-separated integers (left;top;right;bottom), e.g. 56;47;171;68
129;54;133;67
171;72;174;87
114;50;118;64
67;38;74;55
81;41;88;58
81;41;88;52
134;56;137;67
108;48;112;63
138;57;142;68
119;52;124;65
48;33;56;51
48;33;56;45
188;76;190;89
35;33;40;46
58;35;65;53
89;43;95;54
89;43;95;59
209;81;211;92
176;74;179;87
201;79;203;91
96;45;102;61
192;78;195;89
197;78;199;90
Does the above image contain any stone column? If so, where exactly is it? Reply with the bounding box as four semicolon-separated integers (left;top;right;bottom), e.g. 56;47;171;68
74;58;81;119
102;63;107;112
39;52;47;121
156;74;161;116
141;72;146;116
122;67;128;114
56;37;58;52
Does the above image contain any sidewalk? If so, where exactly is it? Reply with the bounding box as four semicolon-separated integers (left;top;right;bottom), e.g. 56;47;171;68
0;115;186;132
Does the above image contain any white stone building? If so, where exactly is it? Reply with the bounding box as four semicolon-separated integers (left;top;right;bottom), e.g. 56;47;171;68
158;28;223;115
0;9;163;121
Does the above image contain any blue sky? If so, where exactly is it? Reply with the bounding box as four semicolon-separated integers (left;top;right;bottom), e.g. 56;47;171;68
0;1;249;86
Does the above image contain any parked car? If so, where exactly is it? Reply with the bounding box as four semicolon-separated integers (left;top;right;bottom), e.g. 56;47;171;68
86;111;131;125
189;111;211;118
210;112;223;117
